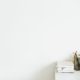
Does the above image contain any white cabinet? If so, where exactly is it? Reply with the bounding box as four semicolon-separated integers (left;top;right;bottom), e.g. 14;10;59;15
55;71;80;80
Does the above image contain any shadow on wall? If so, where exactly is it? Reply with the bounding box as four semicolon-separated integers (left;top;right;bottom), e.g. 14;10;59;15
34;62;56;80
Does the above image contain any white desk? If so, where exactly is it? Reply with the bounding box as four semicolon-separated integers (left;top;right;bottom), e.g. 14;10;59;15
55;71;80;80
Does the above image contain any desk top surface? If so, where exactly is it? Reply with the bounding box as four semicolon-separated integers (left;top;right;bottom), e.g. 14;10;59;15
55;71;80;80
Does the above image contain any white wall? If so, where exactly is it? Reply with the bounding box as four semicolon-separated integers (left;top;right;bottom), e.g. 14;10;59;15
0;0;80;80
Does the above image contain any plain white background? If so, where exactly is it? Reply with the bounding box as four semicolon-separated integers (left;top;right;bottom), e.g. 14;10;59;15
0;0;80;80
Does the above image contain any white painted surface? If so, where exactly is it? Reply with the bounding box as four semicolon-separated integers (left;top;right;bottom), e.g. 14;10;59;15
55;71;80;80
0;0;80;80
57;61;74;73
